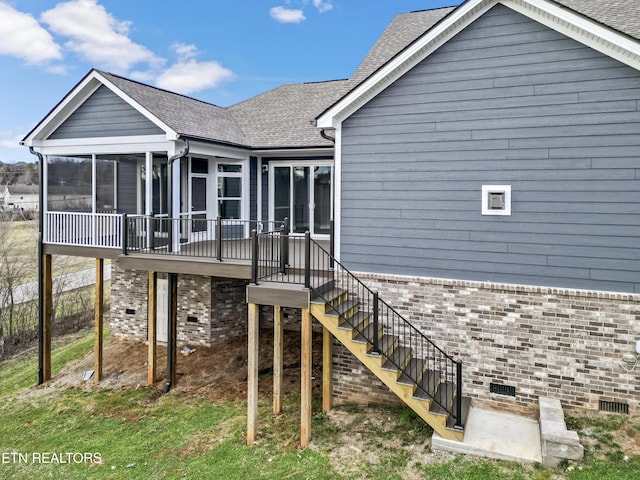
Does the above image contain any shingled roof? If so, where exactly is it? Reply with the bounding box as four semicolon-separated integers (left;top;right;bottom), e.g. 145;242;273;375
87;0;640;150
552;0;640;41
100;71;249;147
228;80;350;149
349;7;456;86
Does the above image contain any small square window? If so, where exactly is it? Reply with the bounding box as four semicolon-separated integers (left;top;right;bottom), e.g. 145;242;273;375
482;185;511;216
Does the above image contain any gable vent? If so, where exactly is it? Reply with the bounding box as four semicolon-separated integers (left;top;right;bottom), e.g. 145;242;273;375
599;399;629;414
490;383;516;397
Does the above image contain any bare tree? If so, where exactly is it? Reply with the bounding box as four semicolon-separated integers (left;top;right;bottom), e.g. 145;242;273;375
0;213;35;354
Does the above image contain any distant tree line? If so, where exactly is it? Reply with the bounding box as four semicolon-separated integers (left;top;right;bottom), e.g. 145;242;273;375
0;162;39;186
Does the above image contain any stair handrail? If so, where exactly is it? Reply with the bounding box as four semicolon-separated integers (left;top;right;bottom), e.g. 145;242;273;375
307;238;464;430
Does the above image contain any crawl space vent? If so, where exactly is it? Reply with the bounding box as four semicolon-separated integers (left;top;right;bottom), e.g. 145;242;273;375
599;399;629;414
490;383;516;397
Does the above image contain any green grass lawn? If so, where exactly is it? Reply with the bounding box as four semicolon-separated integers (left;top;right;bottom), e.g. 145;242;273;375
0;334;638;480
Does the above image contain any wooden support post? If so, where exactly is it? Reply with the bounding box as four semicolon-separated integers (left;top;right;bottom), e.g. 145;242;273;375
273;305;284;415
322;326;333;413
94;258;104;382
166;273;178;391
301;308;312;448
147;272;157;386
247;303;259;446
42;254;52;382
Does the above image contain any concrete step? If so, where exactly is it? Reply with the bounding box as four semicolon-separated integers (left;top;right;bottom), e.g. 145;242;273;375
432;406;542;464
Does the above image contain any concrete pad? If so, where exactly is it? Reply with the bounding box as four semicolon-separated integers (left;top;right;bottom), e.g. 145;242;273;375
432;406;542;464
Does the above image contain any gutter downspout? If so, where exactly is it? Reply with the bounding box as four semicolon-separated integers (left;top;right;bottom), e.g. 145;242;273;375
164;138;189;394
320;128;336;144
166;138;189;253
28;147;45;385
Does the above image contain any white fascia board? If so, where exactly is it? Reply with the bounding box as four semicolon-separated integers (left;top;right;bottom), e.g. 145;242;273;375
186;141;249;160
250;147;335;158
316;0;640;128
23;74;102;145
94;72;178;140
505;0;640;70
35;135;170;156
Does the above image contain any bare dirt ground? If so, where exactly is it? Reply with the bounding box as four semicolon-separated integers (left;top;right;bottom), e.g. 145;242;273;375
37;329;324;401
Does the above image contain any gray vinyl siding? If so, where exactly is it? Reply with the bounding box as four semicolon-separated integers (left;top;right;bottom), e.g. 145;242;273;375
340;5;640;294
49;85;164;139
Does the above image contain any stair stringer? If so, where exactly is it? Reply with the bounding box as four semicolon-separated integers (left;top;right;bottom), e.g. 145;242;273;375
310;302;464;442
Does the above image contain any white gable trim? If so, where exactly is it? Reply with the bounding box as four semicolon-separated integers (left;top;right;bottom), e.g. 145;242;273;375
22;70;178;145
316;0;640;128
95;72;178;140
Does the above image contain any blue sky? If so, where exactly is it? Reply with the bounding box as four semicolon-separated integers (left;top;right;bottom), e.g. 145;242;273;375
0;0;459;163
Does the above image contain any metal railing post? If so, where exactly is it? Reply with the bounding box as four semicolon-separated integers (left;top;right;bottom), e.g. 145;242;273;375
251;229;258;284
122;213;128;255
454;360;464;430
304;231;311;289
329;219;335;269
282;217;289;274
372;291;380;354
216;216;223;261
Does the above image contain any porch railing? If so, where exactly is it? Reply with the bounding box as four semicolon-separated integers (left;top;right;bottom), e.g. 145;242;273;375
251;228;464;430
44;211;124;248
123;216;284;261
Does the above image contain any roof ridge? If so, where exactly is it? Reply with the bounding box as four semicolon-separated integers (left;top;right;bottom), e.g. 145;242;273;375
97;69;226;110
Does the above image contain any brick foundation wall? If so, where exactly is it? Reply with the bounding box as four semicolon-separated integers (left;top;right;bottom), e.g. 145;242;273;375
210;279;250;343
177;274;211;346
110;266;149;342
111;268;250;346
333;272;640;415
332;340;401;406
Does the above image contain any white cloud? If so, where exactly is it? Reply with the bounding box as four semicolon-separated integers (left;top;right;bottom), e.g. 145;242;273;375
46;65;68;75
0;2;62;64
40;0;162;73
0;130;23;149
270;6;306;23
313;0;333;13
171;42;199;60
155;60;234;95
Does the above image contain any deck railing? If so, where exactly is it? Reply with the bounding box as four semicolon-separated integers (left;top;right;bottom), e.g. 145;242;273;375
123;216;284;261
44;211;123;248
251;227;464;430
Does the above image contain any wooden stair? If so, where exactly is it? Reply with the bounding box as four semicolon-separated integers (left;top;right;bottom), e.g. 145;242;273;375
310;288;470;442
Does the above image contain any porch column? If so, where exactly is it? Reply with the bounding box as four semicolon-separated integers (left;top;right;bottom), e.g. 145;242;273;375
93;258;104;382
42;254;52;382
301;308;312;448
273;305;283;415
147;271;157;385
322;326;333;412
145;152;153;251
247;303;259;445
